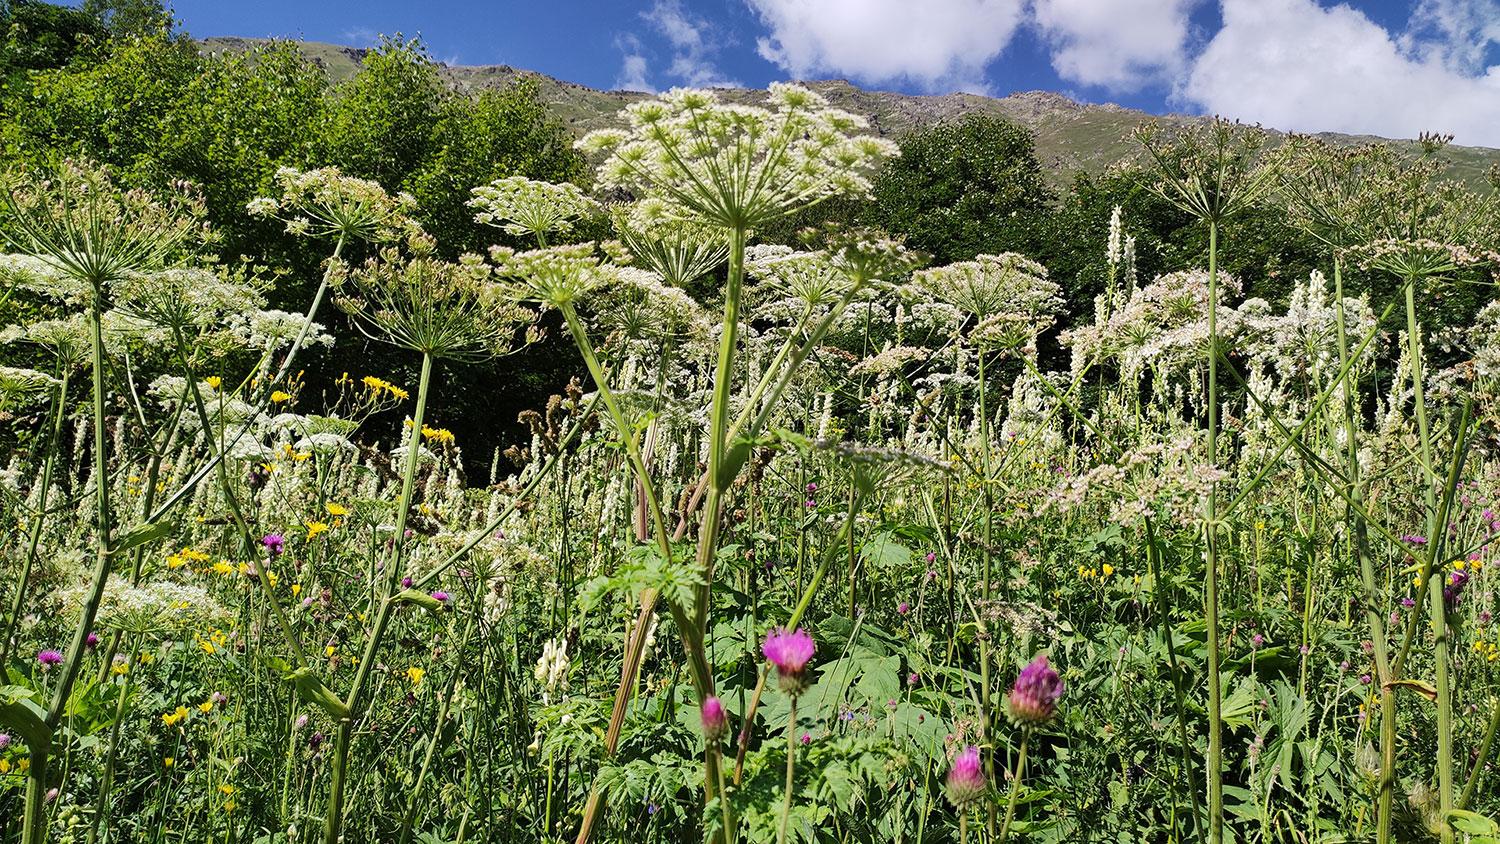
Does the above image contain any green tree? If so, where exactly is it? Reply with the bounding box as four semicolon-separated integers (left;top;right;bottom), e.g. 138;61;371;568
80;0;170;37
409;78;587;255
0;0;104;76
320;35;444;192
863;114;1055;264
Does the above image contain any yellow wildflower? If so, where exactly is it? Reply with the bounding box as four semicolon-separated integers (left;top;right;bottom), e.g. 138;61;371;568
270;390;292;404
205;376;222;389
305;521;329;540
326;503;349;517
406;666;425;686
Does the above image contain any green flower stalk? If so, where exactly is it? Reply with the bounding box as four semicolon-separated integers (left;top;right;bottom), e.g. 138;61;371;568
0;159;208;844
1138;119;1276;844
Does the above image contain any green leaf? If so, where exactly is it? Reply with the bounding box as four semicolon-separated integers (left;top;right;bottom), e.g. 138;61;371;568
393;588;443;612
111;519;173;555
0;697;51;753
285;668;350;720
1447;809;1500;836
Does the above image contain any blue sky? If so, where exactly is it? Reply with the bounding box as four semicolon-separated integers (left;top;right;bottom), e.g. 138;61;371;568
162;0;1500;146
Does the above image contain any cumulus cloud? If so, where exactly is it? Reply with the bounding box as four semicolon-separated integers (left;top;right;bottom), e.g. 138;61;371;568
1032;0;1200;91
644;0;737;87
614;34;654;93
745;0;1027;92
613;0;736;92
1182;0;1500;146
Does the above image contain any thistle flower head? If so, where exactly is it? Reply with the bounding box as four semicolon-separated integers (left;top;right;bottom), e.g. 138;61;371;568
945;745;986;807
763;626;815;695
700;695;728;742
36;649;63;667
1007;653;1064;725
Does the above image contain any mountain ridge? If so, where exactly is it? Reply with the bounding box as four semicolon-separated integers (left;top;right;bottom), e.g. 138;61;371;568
200;36;1500;189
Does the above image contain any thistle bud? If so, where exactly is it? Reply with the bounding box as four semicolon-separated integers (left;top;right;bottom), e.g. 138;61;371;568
1007;654;1064;726
700;695;728;742
945;745;986;807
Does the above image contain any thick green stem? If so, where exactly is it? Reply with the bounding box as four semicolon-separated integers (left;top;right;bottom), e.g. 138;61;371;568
327;350;435;844
1203;220;1224;844
25;302;115;844
1405;279;1453;841
1333;259;1396;844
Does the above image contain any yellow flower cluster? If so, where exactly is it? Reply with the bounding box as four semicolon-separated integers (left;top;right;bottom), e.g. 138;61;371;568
162;694;224;727
361;375;409;400
165;547;211;570
1473;640;1499;662
1077;563;1117;580
421;425;456;445
306;520;329;539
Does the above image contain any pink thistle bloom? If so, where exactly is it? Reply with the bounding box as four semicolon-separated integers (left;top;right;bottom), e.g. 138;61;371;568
897;601;911;615
700;695;728;742
36;649;63;667
261;533;285;557
1007;653;1064;726
763;627;816;695
431;591;450;603
945;745;986;806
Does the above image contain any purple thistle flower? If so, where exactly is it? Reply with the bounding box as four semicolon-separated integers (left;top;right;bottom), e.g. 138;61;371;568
945;745;986;807
0;733;11;749
700;695;728;742
1401;597;1416;608
1007;653;1064;725
401;576;413;588
261;534;285;557
763;627;816;695
897;601;911;615
86;631;99;649
1400;534;1428;546
431;591;450;603
1251;633;1265;649
1359;674;1373;686
36;649;63;668
800;732;811;745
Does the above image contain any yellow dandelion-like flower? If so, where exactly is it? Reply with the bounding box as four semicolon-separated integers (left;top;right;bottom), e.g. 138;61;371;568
291;584;302;598
212;560;235;576
270;390;292;404
198;700;214;714
305;521;329;540
325;503;349;517
1102;564;1116;577
205;376;222;389
406;666;425;686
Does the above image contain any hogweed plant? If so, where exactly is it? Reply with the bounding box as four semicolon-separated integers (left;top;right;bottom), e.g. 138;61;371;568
6;85;1500;844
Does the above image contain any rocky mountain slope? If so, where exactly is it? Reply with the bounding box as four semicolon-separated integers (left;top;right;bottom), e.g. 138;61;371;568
201;36;1500;188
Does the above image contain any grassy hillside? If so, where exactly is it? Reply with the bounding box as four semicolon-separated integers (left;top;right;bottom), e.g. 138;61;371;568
200;36;1500;188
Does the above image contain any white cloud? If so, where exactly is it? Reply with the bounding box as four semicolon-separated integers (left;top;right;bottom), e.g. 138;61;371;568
614;34;655;93
613;0;736;92
1182;0;1500;146
1032;0;1200;91
1400;0;1500;73
745;0;1026;92
643;0;737;87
